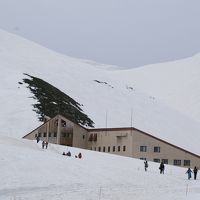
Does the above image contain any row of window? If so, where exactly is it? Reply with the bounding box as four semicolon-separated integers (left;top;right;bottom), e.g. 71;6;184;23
36;132;72;138
37;132;57;138
88;134;97;141
91;145;126;153
174;159;190;166
140;146;160;153
140;158;191;166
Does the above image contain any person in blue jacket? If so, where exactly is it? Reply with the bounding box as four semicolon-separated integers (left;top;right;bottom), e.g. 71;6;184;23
186;168;193;180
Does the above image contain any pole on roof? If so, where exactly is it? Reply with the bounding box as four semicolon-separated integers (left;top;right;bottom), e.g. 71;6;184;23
105;110;108;129
131;108;133;128
105;110;108;135
130;108;134;157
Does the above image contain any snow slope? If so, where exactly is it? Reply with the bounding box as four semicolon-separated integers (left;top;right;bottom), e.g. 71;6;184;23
113;54;200;121
1;29;200;156
0;136;200;200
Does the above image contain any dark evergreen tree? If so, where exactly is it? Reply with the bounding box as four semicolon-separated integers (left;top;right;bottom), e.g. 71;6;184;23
22;73;94;127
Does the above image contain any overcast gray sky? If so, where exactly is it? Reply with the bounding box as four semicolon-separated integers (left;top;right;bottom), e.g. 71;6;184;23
0;0;200;68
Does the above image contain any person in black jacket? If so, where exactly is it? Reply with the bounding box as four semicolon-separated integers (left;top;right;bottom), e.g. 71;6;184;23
42;141;45;149
159;162;165;174
193;166;198;180
144;160;148;172
36;135;40;143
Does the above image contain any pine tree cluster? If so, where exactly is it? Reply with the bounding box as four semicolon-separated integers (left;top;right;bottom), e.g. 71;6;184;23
22;73;94;127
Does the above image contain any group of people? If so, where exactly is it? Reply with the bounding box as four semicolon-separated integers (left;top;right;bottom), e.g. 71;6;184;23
36;135;82;159
63;151;71;157
144;160;165;174
186;166;198;180
62;151;82;159
42;141;48;149
75;152;82;159
35;135;48;149
144;160;198;180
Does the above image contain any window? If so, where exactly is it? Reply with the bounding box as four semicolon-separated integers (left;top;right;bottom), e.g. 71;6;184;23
54;132;57;137
174;160;181;166
154;146;160;153
184;160;190;166
38;133;41;137
98;147;101;152
162;159;168;164
103;146;106;152
93;134;97;141
43;132;47;137
118;146;121;152
140;146;147;152
113;146;115;152
123;146;126;152
140;158;146;160
153;158;160;163
108;146;110;152
61;120;66;127
48;132;51;137
88;134;93;141
83;135;85;140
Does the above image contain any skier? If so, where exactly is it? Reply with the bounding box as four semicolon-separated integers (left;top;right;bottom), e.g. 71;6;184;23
159;162;165;174
186;168;193;180
45;141;48;149
193;166;198;180
42;141;45;149
144;160;148;172
36;135;40;143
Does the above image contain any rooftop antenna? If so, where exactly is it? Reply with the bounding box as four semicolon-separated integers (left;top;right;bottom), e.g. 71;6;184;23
105;110;108;135
105;110;108;128
130;108;133;128
130;108;134;156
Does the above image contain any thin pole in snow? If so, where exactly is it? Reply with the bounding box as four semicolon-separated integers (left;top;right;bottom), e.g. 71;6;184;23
186;183;189;196
98;186;102;200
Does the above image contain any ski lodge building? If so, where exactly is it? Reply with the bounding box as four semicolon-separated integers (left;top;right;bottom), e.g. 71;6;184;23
23;114;200;168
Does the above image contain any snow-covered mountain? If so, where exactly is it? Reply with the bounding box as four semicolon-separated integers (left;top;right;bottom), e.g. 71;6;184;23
1;28;200;200
113;54;200;122
1;29;200;156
